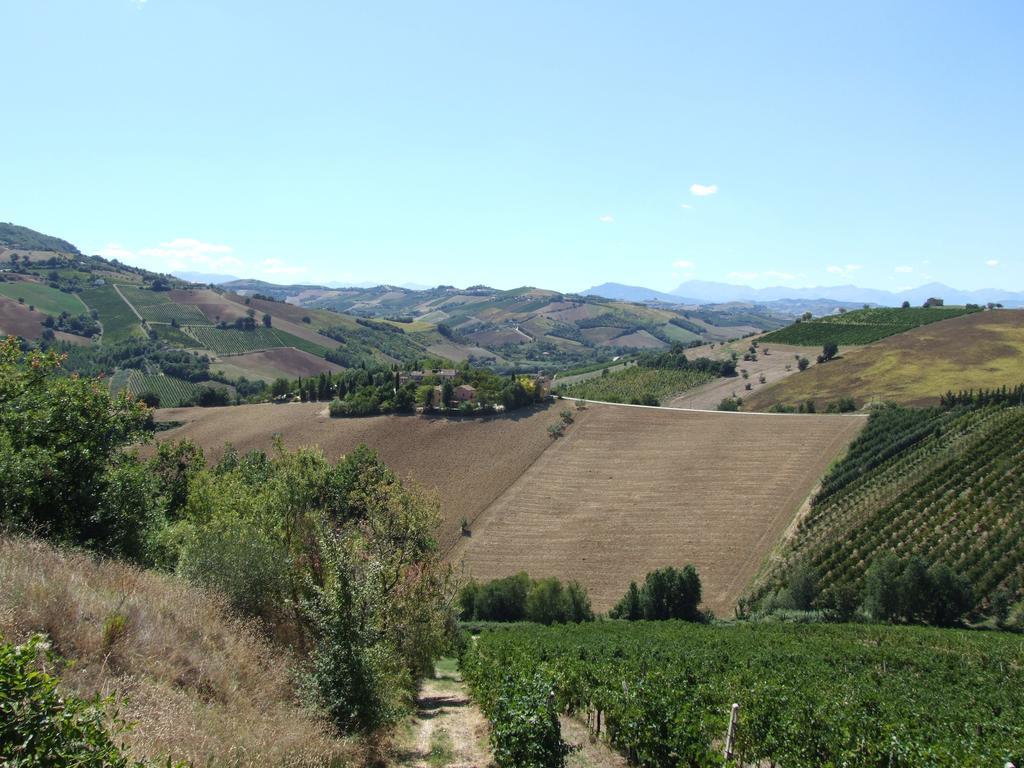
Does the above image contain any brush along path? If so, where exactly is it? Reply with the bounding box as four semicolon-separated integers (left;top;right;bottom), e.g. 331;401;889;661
151;401;565;552
455;404;866;615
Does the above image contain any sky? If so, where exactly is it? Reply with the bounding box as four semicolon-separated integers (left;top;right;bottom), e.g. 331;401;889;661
3;1;1022;293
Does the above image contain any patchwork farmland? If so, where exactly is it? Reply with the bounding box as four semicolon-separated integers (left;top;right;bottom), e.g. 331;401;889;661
154;401;865;614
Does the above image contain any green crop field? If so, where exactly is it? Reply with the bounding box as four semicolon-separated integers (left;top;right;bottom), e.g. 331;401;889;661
117;285;210;324
108;368;203;407
80;285;144;343
272;328;332;357
117;285;170;308
184;325;285;354
464;621;1024;767
554;366;714;404
752;401;1024;612
0;281;87;316
150;323;202;347
141;304;210;324
760;306;979;346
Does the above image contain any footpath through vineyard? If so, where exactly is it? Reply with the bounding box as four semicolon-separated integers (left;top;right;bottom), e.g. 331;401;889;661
398;659;626;768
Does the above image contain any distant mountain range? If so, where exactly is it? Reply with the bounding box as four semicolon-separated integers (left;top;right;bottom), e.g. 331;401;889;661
582;281;1024;308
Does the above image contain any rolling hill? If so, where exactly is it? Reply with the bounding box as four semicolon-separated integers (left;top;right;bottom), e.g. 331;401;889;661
750;400;1024;619
154;401;867;616
744;309;1024;410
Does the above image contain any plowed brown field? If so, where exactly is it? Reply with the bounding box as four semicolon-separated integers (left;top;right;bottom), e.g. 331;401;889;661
153;401;865;615
453;405;866;615
151;402;560;551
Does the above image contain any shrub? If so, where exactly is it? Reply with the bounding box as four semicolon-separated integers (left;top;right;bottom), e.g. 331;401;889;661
0;634;146;768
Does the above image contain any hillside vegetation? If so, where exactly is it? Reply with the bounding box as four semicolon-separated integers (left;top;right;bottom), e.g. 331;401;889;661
745;309;1024;410
464;621;1024;767
0;537;361;767
0;222;81;254
760;305;979;346
751;401;1024;621
554;365;715;404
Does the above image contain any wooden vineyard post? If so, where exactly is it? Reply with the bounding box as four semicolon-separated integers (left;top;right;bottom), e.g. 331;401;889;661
723;703;739;762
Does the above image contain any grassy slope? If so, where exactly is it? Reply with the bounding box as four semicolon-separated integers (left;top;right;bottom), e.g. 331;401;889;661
0;536;361;768
0;280;88;315
745;309;1024;410
751;404;1024;613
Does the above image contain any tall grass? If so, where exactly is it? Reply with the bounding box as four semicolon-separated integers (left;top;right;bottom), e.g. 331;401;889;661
0;536;366;767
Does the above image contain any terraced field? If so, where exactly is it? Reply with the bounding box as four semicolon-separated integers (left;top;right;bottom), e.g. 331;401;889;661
118;285;211;324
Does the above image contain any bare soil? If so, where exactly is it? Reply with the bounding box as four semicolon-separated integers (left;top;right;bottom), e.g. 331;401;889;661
151;402;561;552
211;347;343;381
0;296;91;345
453;404;865;615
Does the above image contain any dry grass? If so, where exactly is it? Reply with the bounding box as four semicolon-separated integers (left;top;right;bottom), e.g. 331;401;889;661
0;536;367;767
744;309;1024;410
453;405;866;615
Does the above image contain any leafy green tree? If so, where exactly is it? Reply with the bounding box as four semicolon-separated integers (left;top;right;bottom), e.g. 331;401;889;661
611;581;642;620
863;552;903;621
565;581;594;623
0;337;152;558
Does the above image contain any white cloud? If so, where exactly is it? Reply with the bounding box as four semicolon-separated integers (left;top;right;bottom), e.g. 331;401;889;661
673;259;695;269
679;203;693;209
689;183;718;197
826;264;863;275
99;237;244;274
728;271;758;281
894;265;913;273
598;214;614;223
260;258;307;276
986;259;999;267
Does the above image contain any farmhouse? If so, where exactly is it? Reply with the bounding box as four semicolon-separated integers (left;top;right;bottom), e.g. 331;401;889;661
454;384;476;402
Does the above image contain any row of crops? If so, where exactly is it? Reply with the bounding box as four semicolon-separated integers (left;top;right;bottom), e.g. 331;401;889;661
756;403;1024;611
79;285;144;343
108;368;202;407
117;285;211;324
761;306;978;346
553;366;714;405
182;325;285;354
463;621;1024;767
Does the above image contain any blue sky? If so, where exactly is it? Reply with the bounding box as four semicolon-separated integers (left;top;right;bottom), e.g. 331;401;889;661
3;1;1022;292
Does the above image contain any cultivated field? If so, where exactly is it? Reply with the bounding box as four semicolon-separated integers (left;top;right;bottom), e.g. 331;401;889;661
744;309;1024;410
211;347;344;381
151;402;561;550
0;278;88;316
80;284;145;343
0;295;91;344
454;405;866;614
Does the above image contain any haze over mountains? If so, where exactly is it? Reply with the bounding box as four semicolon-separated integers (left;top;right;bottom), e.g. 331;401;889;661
582;280;1024;308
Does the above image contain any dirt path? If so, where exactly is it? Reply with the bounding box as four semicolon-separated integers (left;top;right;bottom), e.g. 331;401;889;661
396;662;492;768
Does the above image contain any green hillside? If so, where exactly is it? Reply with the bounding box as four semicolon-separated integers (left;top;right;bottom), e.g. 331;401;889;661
751;399;1024;620
760;306;979;346
0;222;81;254
0;281;87;316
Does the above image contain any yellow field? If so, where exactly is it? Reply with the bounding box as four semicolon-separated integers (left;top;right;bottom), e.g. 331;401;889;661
744;309;1024;410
